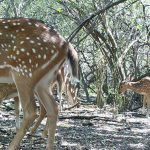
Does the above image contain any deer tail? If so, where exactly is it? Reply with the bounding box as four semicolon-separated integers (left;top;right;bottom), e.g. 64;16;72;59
67;43;79;83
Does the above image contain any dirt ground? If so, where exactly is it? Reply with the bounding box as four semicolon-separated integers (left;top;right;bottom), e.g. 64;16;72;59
0;101;150;150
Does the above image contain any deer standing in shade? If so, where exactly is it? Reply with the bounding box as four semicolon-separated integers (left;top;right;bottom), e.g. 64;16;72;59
119;76;150;117
0;18;78;150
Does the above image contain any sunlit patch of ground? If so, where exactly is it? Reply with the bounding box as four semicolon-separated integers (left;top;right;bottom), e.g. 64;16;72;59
0;104;150;150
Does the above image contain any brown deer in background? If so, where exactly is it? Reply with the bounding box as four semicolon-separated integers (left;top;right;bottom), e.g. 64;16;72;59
0;18;78;150
119;76;150;117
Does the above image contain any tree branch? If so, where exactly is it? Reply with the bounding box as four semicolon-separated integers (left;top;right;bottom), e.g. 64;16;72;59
67;0;128;42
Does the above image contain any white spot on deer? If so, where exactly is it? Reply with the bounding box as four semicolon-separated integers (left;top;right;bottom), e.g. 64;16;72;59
23;65;27;68
26;52;30;56
35;63;38;68
16;51;20;55
12;40;15;44
16;30;19;33
21;48;25;52
30;40;35;44
43;39;47;43
13;56;16;60
29;59;32;64
19;64;22;68
37;43;41;45
20;41;24;44
13;22;17;25
38;54;41;59
25;69;28;73
52;45;56;49
51;49;55;54
41;51;58;69
22;61;25;64
29;73;32;77
32;48;36;53
35;24;39;27
28;22;32;25
22;72;25;76
36;37;40;40
10;55;13;59
51;37;56;43
43;54;46;60
13;46;17;51
17;22;21;25
0;33;2;35
12;35;16;39
26;37;30;40
21;28;25;31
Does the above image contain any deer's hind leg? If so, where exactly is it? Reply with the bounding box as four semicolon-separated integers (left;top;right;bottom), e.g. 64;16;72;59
36;83;58;150
8;73;37;150
142;95;147;113
56;78;63;111
30;100;46;134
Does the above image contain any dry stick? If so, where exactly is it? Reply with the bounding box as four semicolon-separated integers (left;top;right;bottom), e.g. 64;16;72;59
63;102;80;111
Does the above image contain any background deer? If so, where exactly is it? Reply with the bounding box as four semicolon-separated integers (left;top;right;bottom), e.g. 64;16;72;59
0;18;78;150
49;65;79;111
119;76;150;117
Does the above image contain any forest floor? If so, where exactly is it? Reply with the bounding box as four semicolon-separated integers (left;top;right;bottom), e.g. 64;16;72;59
0;100;150;150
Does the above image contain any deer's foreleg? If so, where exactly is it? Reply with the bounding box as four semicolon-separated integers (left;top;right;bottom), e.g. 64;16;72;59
8;73;37;150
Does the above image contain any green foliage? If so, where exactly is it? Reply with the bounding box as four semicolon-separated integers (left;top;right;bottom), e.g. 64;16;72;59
56;7;63;13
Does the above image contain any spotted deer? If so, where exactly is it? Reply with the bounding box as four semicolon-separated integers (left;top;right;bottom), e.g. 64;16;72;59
0;18;78;150
0;66;79;133
49;66;79;111
119;76;150;117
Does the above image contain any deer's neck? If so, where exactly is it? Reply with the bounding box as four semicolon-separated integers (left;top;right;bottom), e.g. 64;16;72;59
126;82;143;94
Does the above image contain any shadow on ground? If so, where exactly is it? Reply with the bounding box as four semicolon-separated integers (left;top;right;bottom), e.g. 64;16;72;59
0;104;150;150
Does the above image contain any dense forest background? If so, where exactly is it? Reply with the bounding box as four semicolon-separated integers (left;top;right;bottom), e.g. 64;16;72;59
0;0;150;111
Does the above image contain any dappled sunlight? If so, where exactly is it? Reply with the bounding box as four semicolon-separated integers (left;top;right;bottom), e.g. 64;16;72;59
1;104;150;149
129;143;146;149
132;128;150;134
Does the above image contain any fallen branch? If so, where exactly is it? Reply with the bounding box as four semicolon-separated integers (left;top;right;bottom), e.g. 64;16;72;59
59;115;99;120
59;115;119;123
63;102;80;111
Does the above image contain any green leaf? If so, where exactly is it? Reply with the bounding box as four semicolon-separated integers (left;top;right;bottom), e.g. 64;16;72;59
136;24;142;30
56;7;63;13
